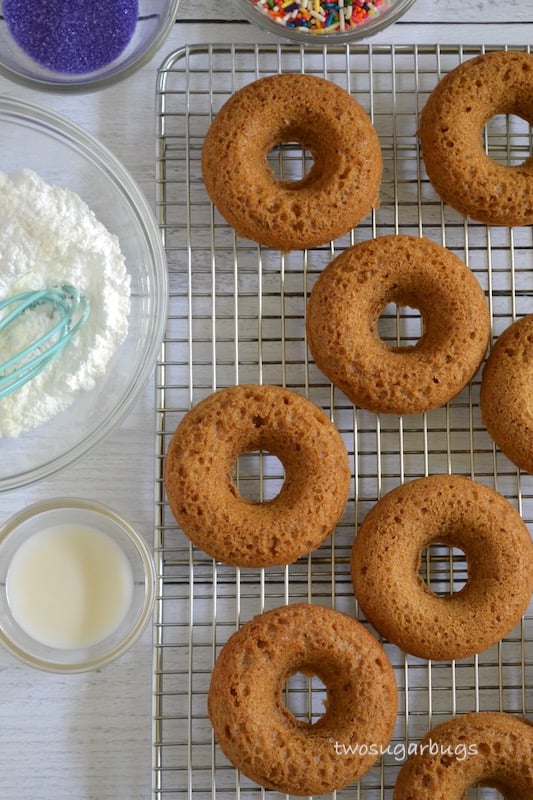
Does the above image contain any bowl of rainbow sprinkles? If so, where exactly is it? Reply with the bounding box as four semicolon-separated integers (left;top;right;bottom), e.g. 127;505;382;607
234;0;416;41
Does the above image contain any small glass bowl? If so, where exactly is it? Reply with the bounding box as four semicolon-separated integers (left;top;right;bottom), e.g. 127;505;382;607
0;498;156;673
234;0;415;43
0;0;180;92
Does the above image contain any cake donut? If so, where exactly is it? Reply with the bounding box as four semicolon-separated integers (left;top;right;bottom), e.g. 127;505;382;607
306;235;490;415
208;603;397;795
418;50;533;226
480;314;533;474
394;712;533;799
164;384;350;568
351;475;533;661
201;73;382;251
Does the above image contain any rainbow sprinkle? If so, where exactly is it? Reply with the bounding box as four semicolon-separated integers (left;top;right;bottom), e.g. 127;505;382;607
252;0;387;34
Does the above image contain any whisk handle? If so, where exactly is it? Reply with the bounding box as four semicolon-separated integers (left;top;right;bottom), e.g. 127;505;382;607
0;285;90;400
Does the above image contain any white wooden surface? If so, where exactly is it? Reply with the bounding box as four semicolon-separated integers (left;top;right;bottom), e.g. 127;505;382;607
0;2;531;799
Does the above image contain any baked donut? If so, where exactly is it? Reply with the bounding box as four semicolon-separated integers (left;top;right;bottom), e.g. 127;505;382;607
306;235;490;415
394;712;533;799
418;50;533;226
351;474;533;661
208;603;397;795
164;384;350;568
480;314;533;474
201;73;382;251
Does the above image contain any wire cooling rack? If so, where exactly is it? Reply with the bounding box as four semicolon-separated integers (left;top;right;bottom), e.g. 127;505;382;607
153;44;533;799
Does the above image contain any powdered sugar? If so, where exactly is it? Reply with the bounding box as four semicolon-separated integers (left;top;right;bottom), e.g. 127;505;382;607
0;169;130;438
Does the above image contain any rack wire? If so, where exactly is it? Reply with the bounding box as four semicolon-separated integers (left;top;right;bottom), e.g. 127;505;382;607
153;44;533;799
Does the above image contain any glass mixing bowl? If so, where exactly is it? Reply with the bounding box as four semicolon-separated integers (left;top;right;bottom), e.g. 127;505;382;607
0;0;180;92
234;0;416;43
0;97;168;491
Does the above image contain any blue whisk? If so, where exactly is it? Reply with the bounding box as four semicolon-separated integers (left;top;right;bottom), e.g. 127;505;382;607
0;285;90;399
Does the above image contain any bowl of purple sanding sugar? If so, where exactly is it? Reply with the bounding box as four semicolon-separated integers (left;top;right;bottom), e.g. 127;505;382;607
234;0;415;42
0;0;180;92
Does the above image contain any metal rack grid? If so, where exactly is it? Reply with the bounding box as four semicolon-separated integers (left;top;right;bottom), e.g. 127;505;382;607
153;44;533;799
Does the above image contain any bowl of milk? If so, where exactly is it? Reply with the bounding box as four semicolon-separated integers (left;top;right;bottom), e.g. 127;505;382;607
0;498;155;672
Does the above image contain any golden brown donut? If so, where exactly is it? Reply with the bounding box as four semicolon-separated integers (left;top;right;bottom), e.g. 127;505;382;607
480;314;533;474
208;603;397;795
164;384;350;567
351;474;533;661
394;712;533;799
201;73;382;251
306;235;490;415
418;50;533;225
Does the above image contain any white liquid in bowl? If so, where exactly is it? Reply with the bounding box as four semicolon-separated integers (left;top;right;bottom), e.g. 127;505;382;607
6;523;134;650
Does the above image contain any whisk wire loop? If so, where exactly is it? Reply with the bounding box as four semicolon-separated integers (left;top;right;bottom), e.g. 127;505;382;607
0;285;90;400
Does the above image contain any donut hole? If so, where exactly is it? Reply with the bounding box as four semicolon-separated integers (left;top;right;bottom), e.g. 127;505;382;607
283;670;327;725
267;142;314;185
484;113;531;166
234;451;285;502
419;543;468;596
378;303;423;349
466;787;505;799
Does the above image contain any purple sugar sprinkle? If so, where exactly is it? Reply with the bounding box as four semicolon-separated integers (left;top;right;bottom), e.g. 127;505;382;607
4;0;139;74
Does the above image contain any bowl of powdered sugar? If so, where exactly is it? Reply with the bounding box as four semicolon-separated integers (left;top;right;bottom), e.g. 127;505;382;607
0;97;167;491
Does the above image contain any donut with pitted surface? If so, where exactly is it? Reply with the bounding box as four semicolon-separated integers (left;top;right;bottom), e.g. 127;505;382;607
201;73;382;251
208;603;397;795
480;314;533;474
393;712;533;800
306;235;490;415
351;474;533;661
418;50;533;226
164;384;350;567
